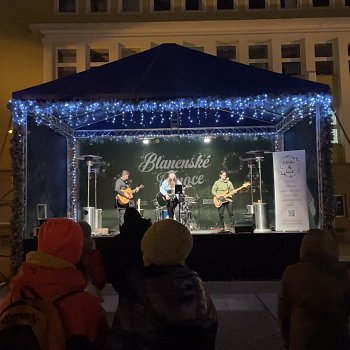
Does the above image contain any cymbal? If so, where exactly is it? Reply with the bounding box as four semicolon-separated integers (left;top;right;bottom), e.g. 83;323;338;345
246;150;272;155
78;154;102;161
241;158;256;162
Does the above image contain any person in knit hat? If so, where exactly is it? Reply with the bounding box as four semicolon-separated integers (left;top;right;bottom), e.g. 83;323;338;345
108;219;218;350
278;229;350;350
0;218;109;348
141;219;193;266
38;218;83;264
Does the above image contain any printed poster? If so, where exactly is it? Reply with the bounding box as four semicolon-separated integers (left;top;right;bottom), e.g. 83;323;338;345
273;150;309;231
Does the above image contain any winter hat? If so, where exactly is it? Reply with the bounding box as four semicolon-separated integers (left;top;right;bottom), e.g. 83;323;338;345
38;218;83;264
300;228;339;265
141;219;193;266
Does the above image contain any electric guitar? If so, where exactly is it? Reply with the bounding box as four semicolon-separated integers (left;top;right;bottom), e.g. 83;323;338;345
213;182;250;208
116;185;144;205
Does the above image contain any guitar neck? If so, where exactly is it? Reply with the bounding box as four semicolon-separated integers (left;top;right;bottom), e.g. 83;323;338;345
233;185;244;194
131;185;143;194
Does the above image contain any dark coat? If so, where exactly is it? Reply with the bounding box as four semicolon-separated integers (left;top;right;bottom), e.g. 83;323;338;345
278;229;350;350
108;264;218;350
105;209;151;297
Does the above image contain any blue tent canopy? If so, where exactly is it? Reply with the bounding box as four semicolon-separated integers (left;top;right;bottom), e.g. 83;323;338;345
13;43;329;101
7;44;334;271
10;44;331;137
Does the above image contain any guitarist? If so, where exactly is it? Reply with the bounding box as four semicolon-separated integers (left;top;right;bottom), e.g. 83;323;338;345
159;170;182;220
114;170;139;227
211;170;235;233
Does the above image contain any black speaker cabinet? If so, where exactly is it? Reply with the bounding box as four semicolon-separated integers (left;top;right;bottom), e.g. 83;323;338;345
235;220;254;233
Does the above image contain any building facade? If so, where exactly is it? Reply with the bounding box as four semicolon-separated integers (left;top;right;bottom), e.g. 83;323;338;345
0;0;350;230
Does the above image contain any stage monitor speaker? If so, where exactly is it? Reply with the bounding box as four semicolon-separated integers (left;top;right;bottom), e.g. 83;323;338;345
235;220;254;233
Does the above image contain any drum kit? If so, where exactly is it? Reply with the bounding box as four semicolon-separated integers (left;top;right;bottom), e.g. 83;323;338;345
154;191;199;230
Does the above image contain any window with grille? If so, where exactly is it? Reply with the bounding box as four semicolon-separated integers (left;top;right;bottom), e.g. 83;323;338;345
314;43;334;75
90;49;109;66
185;0;204;11
121;48;140;58
121;0;140;11
312;0;330;7
57;0;76;12
217;46;236;60
217;0;234;9
249;45;269;70
56;48;76;78
280;0;299;8
248;0;266;9
89;0;108;12
154;0;171;11
281;44;301;76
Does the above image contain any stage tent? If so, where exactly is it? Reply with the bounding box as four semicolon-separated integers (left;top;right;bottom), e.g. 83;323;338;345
9;43;333;272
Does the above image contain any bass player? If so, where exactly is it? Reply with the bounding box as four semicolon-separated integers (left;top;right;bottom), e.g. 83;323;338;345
159;170;182;220
212;170;249;233
114;170;140;228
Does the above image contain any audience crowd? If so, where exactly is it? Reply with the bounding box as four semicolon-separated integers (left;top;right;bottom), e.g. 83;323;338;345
1;213;350;350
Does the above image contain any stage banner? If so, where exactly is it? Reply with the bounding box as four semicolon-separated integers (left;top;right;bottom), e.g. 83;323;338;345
273;150;309;232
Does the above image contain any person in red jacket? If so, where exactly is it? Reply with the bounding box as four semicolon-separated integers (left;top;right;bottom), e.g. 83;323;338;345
0;218;109;348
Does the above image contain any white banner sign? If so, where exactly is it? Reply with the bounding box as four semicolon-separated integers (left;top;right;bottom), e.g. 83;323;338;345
273;150;309;232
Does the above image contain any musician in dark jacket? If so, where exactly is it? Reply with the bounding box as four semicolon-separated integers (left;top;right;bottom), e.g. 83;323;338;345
115;170;139;227
107;219;218;350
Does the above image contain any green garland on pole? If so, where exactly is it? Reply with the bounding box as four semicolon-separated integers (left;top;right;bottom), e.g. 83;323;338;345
9;123;25;275
320;112;335;231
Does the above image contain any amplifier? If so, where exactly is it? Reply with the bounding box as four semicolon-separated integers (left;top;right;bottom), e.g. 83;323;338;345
234;220;254;233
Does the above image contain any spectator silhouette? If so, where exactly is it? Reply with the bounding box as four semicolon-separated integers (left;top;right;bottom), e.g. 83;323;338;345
105;207;151;298
278;228;350;350
107;219;218;350
77;221;107;292
0;218;109;348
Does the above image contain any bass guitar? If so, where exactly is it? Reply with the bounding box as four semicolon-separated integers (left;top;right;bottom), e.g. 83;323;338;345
116;185;144;205
213;182;250;208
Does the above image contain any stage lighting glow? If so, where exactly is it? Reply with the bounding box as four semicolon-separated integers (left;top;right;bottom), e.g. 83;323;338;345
203;137;211;143
142;139;150;144
9;93;332;141
8;92;334;235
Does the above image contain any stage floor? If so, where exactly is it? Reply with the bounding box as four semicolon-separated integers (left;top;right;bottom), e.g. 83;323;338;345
23;230;303;280
92;231;304;280
93;229;299;237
